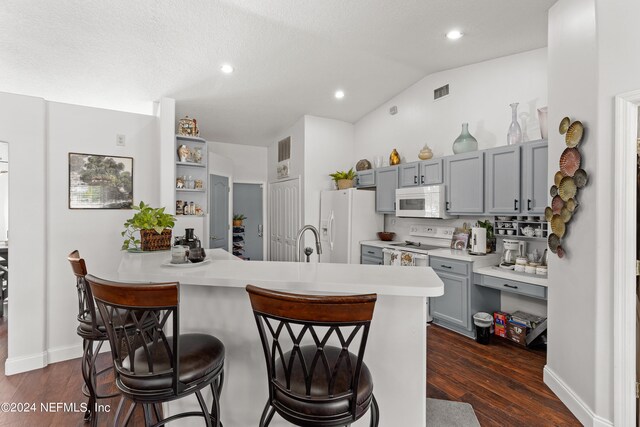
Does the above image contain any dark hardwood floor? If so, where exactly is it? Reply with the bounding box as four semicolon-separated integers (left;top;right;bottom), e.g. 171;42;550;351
427;324;580;426
0;318;579;426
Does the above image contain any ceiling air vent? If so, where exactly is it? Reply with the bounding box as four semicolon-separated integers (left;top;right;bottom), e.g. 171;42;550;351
278;137;291;162
434;84;449;100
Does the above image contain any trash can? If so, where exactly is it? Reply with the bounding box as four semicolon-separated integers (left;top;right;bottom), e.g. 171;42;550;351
473;312;493;345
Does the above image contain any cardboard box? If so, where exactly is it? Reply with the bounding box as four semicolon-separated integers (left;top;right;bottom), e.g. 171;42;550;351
495;325;507;338
507;320;528;346
493;311;509;336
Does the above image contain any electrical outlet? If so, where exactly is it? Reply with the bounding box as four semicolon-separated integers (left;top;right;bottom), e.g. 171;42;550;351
116;134;125;146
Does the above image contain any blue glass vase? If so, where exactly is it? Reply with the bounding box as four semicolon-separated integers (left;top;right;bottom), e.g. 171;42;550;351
452;123;478;154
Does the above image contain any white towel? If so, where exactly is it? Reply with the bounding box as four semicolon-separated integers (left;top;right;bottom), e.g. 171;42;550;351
401;251;415;266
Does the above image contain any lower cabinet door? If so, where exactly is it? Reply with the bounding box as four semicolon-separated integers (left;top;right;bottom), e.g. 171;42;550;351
431;272;469;329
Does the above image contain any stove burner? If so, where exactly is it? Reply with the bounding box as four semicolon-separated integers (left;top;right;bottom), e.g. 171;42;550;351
390;241;440;251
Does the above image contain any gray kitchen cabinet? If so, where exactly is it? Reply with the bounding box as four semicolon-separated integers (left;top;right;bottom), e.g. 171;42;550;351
445;152;485;215
485;145;521;214
355;170;375;188
361;245;383;265
398;163;420;188
430;256;500;338
522;140;548;214
375;166;398;213
419;159;443;185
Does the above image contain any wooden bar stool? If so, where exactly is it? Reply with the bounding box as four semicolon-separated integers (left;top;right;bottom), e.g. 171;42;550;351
246;285;379;427
67;250;120;426
86;274;225;427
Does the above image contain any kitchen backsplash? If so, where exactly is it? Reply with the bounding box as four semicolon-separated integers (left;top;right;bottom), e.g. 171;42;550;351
384;215;547;255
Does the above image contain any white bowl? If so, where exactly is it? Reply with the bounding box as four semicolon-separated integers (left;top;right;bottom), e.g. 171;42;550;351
536;267;548;275
507;230;514;235
514;264;525;272
498;229;505;235
524;265;536;274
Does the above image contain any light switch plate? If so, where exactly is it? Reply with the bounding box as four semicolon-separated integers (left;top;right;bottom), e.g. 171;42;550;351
116;134;126;146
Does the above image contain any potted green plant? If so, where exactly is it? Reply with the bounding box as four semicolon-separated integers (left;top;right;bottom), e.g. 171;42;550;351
233;214;247;227
121;201;176;251
329;168;357;190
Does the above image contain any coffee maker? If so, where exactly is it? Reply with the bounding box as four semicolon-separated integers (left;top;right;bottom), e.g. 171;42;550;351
174;228;202;250
501;239;527;266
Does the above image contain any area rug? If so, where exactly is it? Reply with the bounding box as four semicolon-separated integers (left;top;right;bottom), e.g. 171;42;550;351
426;398;480;427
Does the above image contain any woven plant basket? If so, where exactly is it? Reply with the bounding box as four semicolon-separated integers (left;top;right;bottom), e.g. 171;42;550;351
337;179;354;190
140;228;172;251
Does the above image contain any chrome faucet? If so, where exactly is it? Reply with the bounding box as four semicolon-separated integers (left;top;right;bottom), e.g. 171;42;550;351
295;225;323;262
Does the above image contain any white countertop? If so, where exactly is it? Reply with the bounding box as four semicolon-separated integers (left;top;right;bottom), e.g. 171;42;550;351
116;248;444;298
474;265;548;287
360;240;500;266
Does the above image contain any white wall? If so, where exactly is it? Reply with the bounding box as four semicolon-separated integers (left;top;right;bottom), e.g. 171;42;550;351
0;92;47;374
46;102;159;362
303;116;355;249
354;48;548;165
210;141;267;183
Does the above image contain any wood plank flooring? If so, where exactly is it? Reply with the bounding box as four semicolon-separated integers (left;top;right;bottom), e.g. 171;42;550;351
0;318;579;426
427;324;580;426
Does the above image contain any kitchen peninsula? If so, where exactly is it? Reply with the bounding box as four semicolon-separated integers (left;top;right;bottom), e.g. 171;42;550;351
117;249;443;426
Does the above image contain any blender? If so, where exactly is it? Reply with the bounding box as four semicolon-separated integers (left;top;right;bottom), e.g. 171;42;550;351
500;239;527;267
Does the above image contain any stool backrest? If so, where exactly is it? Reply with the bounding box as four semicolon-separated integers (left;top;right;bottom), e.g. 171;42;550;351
67;250;98;335
246;285;377;422
85;274;182;396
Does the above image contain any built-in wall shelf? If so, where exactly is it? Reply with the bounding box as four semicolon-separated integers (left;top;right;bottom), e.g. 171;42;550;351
176;188;205;193
494;217;548;240
176;161;206;168
175;134;208;216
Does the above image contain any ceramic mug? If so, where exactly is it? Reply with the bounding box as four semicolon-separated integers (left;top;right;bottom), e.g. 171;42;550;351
534;228;543;237
507;230;514;235
171;245;190;264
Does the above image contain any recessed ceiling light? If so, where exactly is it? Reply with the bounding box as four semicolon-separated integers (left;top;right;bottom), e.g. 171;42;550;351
446;30;463;40
334;90;345;99
220;64;234;74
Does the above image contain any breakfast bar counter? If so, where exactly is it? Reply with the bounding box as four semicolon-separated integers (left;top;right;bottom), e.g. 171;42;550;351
117;249;444;426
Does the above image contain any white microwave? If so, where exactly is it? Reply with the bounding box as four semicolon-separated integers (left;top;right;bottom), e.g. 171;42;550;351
395;185;453;218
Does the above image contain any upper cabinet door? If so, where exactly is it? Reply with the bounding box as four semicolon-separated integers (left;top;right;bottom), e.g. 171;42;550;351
420;159;443;185
398;163;420;188
485;146;521;214
445;152;484;214
375;166;399;213
522;140;548;214
355;170;375;188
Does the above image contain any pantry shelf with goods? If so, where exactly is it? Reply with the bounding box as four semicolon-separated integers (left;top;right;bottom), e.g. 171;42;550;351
175;135;208;217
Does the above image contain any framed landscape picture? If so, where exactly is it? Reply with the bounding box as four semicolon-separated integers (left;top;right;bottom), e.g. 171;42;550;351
69;153;133;209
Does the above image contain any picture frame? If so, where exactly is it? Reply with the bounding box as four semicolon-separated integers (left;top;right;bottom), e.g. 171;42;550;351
451;232;469;250
68;152;133;209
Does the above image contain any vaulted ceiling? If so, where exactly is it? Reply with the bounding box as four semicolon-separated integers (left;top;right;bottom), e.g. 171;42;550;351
0;0;556;145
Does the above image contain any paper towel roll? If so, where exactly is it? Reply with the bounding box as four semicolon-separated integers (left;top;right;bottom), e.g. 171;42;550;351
471;227;487;254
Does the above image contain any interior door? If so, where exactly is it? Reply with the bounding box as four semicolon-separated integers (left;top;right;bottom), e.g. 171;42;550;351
233;183;264;261
209;174;229;250
268;178;300;261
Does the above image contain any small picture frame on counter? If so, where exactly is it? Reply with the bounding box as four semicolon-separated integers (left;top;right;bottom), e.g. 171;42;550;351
451;232;469;250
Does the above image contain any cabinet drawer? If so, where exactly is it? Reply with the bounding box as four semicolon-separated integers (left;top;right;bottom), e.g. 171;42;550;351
361;245;383;259
475;274;547;300
361;255;383;265
430;256;470;276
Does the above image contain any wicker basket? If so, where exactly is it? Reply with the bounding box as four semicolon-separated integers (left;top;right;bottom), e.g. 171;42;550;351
337;179;355;190
140;228;172;251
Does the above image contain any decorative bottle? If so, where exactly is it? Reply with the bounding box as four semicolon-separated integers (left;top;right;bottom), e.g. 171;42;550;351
507;103;523;145
452;123;478;154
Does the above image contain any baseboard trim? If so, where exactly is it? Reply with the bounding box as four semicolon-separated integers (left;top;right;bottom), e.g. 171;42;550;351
46;344;83;364
4;351;48;375
543;366;613;427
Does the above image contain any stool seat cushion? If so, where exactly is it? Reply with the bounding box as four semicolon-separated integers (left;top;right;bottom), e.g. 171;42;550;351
273;345;373;419
120;333;225;392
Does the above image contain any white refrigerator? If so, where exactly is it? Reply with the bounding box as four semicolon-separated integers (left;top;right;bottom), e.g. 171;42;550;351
319;189;383;264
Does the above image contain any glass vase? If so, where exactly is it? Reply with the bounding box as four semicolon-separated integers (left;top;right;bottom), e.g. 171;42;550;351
452;123;478;154
507;102;523;145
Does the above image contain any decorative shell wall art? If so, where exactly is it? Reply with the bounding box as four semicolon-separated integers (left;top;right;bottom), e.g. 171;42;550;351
546;117;590;258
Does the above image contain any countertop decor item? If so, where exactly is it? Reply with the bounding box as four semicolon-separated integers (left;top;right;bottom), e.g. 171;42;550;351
121;201;176;251
377;231;395;241
418;144;433;160
545;117;589;258
537;107;548;139
177;116;199;136
356;159;372;171
452;123;478;154
329;168;357;190
507;102;523;145
177;144;190;162
389;149;401;165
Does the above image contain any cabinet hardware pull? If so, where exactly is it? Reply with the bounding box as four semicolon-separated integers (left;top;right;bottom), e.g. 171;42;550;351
527;199;532;210
440;265;452;269
414;176;417;184
446;201;450;211
367;251;375;254
514;199;518;211
378;262;382;265
421;175;425;184
503;284;518;289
